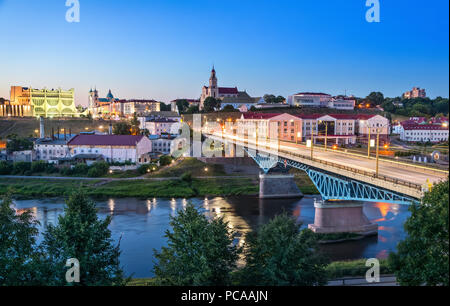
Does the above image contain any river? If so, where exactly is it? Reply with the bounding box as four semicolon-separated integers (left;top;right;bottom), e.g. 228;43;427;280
12;196;410;278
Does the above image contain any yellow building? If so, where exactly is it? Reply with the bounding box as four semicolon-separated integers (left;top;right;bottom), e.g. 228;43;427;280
1;86;78;118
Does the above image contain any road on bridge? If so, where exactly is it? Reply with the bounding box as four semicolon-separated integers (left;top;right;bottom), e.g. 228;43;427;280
208;132;448;188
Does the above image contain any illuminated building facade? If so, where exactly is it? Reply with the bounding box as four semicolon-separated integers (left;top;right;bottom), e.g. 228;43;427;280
0;86;77;118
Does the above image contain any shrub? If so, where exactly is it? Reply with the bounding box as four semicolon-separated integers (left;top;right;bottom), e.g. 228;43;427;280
137;164;150;175
12;162;31;175
73;163;89;175
87;162;110;178
0;161;13;175
31;161;48;174
159;155;173;166
59;166;74;176
180;172;192;183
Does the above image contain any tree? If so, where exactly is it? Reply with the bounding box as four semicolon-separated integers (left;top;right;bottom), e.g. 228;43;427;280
264;94;285;104
366;92;385;105
0;193;41;285
239;214;328;286
113;122;132;135
389;178;449;286
153;204;240;285
186;105;200;114
159;155;173;166
176;99;190;113
6;135;33;153
203;97;221;112
160;103;172;111
222;105;236;112
40;190;126;286
130;113;141;135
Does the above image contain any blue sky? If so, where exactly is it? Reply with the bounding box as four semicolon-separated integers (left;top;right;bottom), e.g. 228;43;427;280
0;0;448;106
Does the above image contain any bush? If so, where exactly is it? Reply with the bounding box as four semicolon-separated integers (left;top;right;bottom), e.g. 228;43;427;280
159;155;173;166
12;162;31;175
59;166;75;176
73;163;89;175
137;164;150;175
31;161;48;174
180;172;192;183
87;162;110;178
0;161;13;175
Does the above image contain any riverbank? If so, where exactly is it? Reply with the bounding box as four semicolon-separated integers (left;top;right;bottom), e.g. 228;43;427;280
0;177;262;199
128;259;393;286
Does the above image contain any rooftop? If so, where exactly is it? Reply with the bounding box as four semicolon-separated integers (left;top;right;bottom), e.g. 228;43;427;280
68;135;146;146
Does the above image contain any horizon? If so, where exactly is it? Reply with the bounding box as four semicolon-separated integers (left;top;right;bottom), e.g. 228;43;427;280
0;0;449;106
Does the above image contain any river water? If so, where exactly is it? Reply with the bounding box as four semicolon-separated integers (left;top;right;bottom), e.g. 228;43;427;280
12;196;410;278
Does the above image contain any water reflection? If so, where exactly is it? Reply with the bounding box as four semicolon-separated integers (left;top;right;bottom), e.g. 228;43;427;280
12;196;411;278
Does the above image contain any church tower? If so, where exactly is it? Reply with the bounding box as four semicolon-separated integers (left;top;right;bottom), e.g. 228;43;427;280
209;66;219;99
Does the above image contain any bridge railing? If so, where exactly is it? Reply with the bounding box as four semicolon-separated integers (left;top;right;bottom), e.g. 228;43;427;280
207;133;424;192
277;147;423;191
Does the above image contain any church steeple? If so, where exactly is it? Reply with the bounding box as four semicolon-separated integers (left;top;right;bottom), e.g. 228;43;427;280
209;66;218;98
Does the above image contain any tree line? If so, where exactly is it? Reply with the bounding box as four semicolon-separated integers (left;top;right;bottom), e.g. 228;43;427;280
1;178;448;286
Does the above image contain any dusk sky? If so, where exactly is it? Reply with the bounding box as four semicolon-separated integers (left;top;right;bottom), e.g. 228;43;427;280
0;0;448;106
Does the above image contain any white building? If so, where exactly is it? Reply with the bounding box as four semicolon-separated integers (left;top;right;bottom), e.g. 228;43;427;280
398;124;448;143
150;135;186;156
288;92;355;110
288;92;332;108
67;135;152;164
34;138;71;162
140;117;179;135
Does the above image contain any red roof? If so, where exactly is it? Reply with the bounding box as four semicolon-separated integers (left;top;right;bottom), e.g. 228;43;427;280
219;87;239;94
294;114;323;119
293;92;331;96
242;113;280;120
402;124;448;131
68;135;146;146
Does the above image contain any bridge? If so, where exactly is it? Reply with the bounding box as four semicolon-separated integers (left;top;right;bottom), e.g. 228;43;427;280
204;131;448;205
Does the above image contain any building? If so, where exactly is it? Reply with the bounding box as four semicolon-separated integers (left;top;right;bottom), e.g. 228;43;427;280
403;87;426;99
330;96;356;110
67;135;152;164
121;100;161;117
34;138;72;162
220;92;264;112
398;124;448;143
288;92;332;108
237;113;303;143
236;112;390;146
171;99;201;113
149;134;186;156
140;117;179;136
200;67;261;111
287;92;356;110
89;89;161;118
0;86;77;118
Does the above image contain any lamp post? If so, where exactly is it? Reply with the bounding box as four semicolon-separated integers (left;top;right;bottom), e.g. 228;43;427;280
376;130;380;177
310;131;314;160
367;123;371;159
324;122;328;151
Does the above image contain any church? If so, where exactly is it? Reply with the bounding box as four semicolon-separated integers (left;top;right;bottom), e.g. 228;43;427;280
200;67;262;111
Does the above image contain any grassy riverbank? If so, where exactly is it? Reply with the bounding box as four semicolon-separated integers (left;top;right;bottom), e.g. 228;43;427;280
0;177;259;199
127;259;393;286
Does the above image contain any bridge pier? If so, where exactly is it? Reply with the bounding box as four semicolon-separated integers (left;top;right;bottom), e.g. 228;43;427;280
308;200;378;236
259;174;303;199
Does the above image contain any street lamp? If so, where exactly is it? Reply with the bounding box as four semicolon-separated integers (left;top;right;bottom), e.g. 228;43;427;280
319;120;329;151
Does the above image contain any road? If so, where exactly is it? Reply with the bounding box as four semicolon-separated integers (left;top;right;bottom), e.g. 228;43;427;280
209;132;448;187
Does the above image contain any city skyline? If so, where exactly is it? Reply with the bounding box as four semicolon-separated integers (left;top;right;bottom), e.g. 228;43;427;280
0;0;449;107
